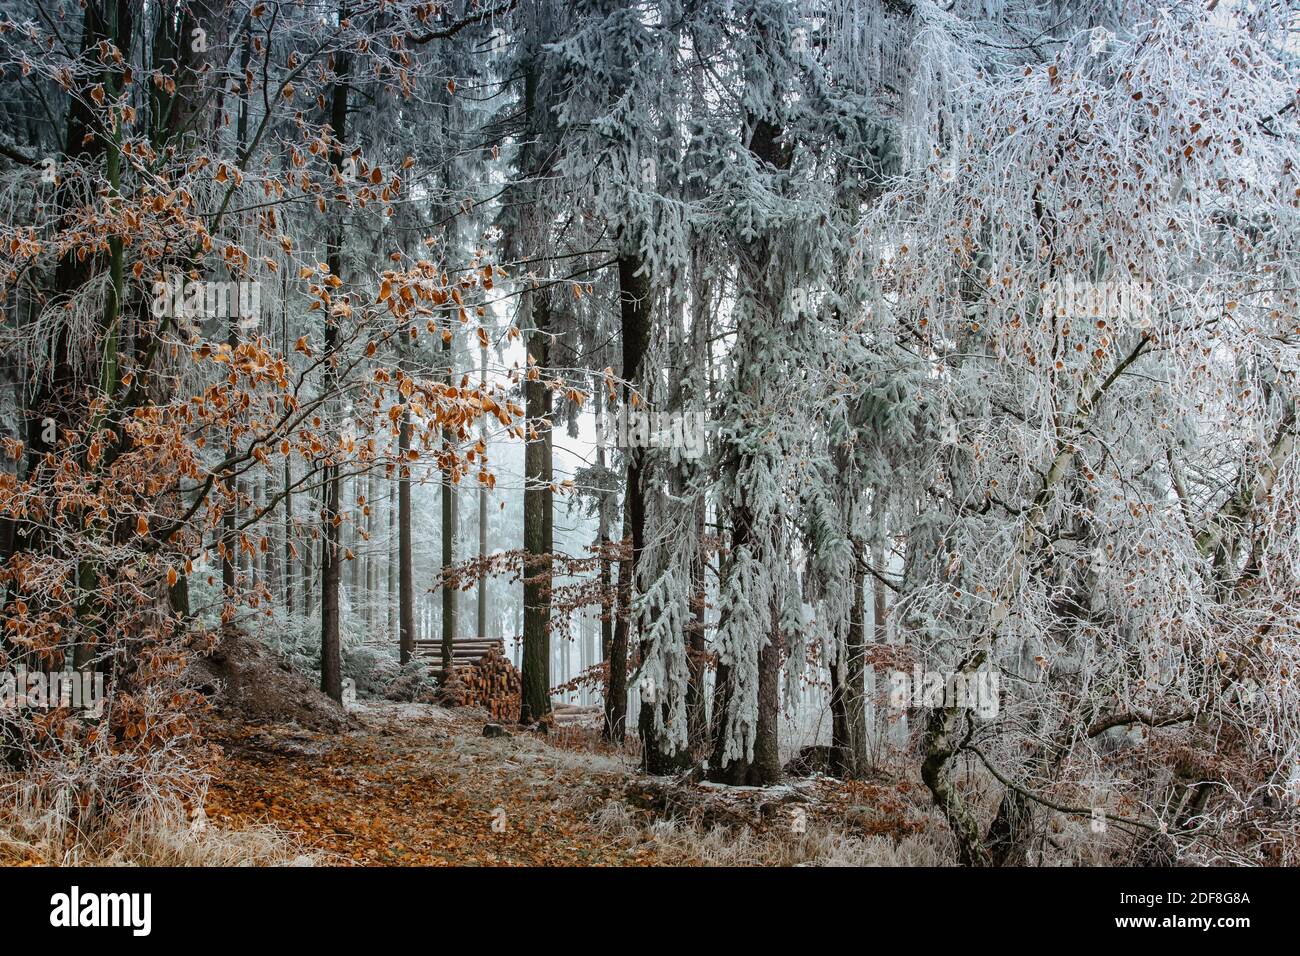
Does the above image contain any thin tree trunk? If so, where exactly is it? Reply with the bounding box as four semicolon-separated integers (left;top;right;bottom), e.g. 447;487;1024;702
365;469;375;632
440;333;458;674
282;272;295;618
388;472;397;641
843;559;869;776
477;343;489;638
303;498;315;618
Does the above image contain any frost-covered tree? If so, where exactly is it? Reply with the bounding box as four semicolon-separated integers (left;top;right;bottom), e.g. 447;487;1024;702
865;1;1300;864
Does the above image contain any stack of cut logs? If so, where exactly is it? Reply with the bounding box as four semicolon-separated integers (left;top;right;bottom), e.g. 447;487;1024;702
415;638;521;722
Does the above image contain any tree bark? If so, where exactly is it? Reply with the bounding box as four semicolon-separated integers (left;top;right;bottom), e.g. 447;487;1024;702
440;333;458;673
595;388;614;713
604;524;630;742
398;393;414;666
477;342;490;638
520;294;553;724
318;8;350;703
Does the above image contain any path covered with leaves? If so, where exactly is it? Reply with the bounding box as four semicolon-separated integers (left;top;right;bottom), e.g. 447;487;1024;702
204;702;679;866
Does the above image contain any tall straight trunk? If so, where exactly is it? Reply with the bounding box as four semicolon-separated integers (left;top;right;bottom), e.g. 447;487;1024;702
619;256;684;772
477;343;489;638
221;477;238;597
259;473;273;595
398;397;414;665
237;478;252;581
440;452;457;671
520;294;553;724
365;469;376;632
347;475;360;611
319;472;342;703
440;334;458;673
247;478;259;590
319;11;350;703
219;28;252;616
388;474;397;640
282;273;295;617
303;503;315;618
513;7;559;725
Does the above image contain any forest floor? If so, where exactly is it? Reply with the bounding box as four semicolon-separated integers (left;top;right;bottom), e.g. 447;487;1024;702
203;700;952;866
204;701;678;865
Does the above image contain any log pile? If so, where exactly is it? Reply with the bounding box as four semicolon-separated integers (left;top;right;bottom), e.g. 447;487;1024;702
416;638;521;722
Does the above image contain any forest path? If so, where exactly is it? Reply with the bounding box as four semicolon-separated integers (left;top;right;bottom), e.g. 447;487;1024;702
204;701;677;866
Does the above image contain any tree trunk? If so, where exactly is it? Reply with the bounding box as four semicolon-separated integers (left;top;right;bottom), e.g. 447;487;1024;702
365;469;375;632
477;342;490;638
388;473;397;641
686;497;708;753
318;11;350;704
303;499;315;618
440;333;458;674
398;394;414;666
282;272;295;618
619;256;687;772
595;388;614;705
604;526;630;742
520;294;553;724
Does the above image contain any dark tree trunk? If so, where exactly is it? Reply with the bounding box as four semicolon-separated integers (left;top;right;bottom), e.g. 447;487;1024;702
388;475;397;641
594;385;613;684
831;562;868;778
604;532;630;742
477;344;490;638
845;567;869;772
685;504;709;753
618;256;688;773
282;274;295;619
303;500;315;619
398;397;414;665
520;294;553;724
440;335;458;674
318;10;350;704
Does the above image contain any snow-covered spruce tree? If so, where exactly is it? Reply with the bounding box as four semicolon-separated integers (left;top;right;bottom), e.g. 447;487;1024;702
678;0;838;784
553;0;693;766
865;4;1300;864
776;0;922;781
663;0;928;784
